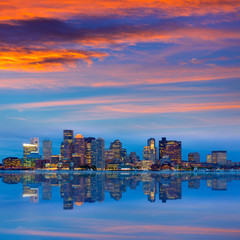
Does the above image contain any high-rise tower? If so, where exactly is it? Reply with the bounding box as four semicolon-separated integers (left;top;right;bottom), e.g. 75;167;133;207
42;140;52;160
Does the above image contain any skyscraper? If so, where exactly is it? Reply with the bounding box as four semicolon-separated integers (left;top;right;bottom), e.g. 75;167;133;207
91;138;105;170
143;146;151;161
147;138;157;163
73;134;85;166
23;143;37;159
63;130;73;162
42;140;52;160
30;137;39;153
84;137;95;166
159;137;182;165
110;139;122;161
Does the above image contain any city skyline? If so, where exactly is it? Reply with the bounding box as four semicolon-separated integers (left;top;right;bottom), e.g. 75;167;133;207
0;1;239;163
0;130;236;164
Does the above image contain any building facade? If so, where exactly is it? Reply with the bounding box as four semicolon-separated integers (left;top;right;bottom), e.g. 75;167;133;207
42;140;52;160
159;137;182;165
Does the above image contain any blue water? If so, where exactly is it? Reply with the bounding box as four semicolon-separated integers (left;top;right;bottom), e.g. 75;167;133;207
0;171;239;240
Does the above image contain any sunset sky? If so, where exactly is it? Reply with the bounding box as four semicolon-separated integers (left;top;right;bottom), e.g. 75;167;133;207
0;0;239;161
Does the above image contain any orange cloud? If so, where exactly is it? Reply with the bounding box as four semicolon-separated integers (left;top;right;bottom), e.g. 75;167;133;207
0;1;239;21
0;65;239;88
0;47;108;72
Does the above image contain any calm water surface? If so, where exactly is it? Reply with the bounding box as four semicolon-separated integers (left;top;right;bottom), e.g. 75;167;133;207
0;171;239;240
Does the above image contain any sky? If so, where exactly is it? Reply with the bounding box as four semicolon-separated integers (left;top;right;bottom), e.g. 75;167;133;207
0;0;239;161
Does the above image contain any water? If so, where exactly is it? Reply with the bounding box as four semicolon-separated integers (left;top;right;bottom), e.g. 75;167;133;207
0;171;239;240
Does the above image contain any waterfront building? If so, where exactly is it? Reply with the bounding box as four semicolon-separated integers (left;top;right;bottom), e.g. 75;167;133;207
42;140;52;160
207;154;212;163
212;151;227;165
30;137;39;153
84;137;95;166
159;137;182;165
63;130;73;164
188;152;200;163
50;155;59;164
73;134;85;166
143;146;151;161
91;138;105;170
142;160;152;170
3;157;21;169
23;143;37;159
147;138;157;163
24;152;41;169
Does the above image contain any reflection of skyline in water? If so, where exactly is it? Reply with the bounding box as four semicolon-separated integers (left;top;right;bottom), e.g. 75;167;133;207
0;172;240;210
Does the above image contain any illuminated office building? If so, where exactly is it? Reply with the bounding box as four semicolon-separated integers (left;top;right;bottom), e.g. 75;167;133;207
42;140;52;160
147;138;157;163
110;139;122;161
23;143;37;159
91;138;105;170
84;137;95;166
159;137;182;165
50;155;59;164
24;152;41;169
30;137;39;153
3;157;21;169
212;151;227;165
63;130;73;162
188;152;200;163
105;149;115;163
143;146;151;161
73;134;85;166
207;154;212;163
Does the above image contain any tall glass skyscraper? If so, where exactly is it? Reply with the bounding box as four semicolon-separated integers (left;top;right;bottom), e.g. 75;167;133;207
42;140;52;160
73;134;85;166
63;130;73;163
91;138;105;170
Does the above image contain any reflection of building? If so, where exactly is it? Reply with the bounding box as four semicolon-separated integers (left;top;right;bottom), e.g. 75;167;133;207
159;177;182;203
207;178;227;190
188;179;200;189
188;152;200;163
212;151;227;165
42;140;52;160
159;138;182;165
23;184;39;203
63;181;73;210
42;182;52;200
